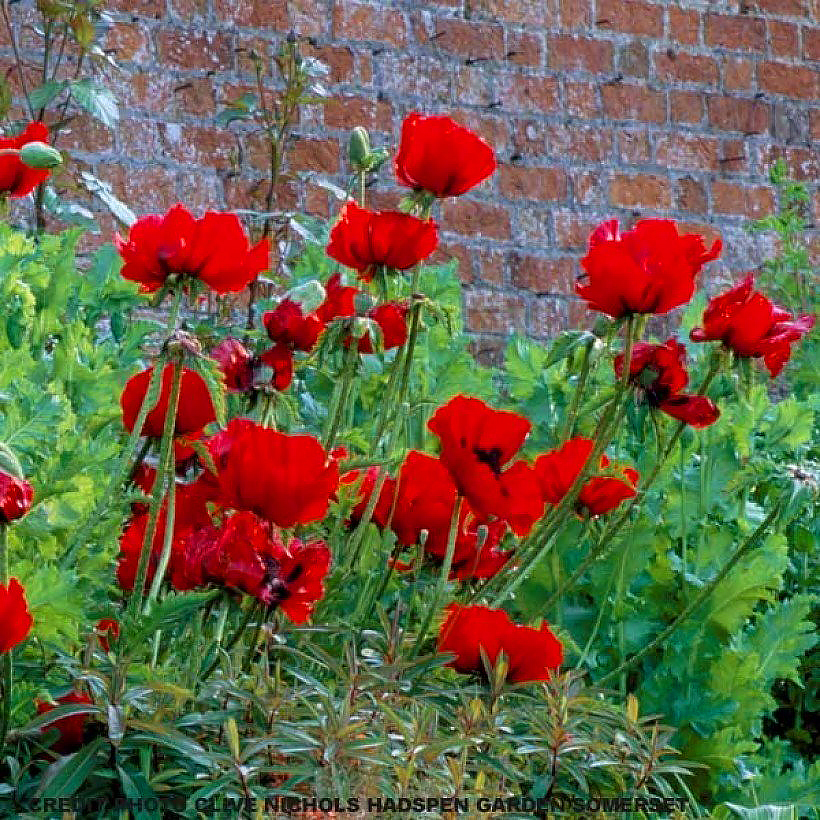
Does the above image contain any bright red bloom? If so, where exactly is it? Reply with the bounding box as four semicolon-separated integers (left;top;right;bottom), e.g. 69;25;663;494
534;437;638;516
36;692;95;755
0;578;33;652
259;343;295;391
690;275;815;377
212;337;255;392
394;113;497;198
94;618;119;652
577;219;722;318
115;205;269;293
265;535;331;623
437;605;563;684
428;396;543;535
577;455;639;517
317;273;358;322
120;363;217;439
357;302;409;353
210;419;339;528
326;202;438;282
263;299;324;352
0;122;51;197
614;340;720;428
0;470;34;523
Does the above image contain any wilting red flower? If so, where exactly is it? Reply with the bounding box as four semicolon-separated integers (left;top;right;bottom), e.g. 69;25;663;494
357;302;409;353
115;205;269;293
428;396;543;535
212;337;255;392
317;273;358;322
0;578;33;652
121;363;217;439
263;299;324;353
534;437;638;516
36;692;95;755
690;275;815;377
577;455;639;517
394;113;497;198
614;340;720;428
577;219;722;318
210;419;339;528
0;122;51;197
0;470;34;523
437;605;563;684
94;618;120;652
326;202;438;282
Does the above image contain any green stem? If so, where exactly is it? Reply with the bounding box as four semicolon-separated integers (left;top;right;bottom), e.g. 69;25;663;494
598;500;784;686
145;459;177;611
559;339;594;443
127;357;184;618
201;600;258;682
0;525;10;752
412;496;463;656
324;343;358;451
242;603;265;673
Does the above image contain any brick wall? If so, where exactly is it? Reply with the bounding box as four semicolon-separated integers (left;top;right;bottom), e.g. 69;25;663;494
3;1;819;351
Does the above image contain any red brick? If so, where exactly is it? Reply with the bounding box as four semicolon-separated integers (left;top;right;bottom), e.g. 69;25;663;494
323;95;392;131
290;137;340;172
498;74;560;113
758;61;818;99
472;0;557;26
333;3;406;47
60;115;115;154
478;249;506;285
464;289;527;335
106;0;163;15
425;18;504;59
543;124;613;163
802;27;820;60
811;110;820;141
572;171;604;206
454;66;493;106
719;139;747;173
509;254;574;294
610;172;670;208
529;298;568;338
104;23;152;63
757;144;818;180
705;14;765;52
431;243;475;284
601;84;666;123
675;175;708;214
157;27;232;71
554;210;600;249
169;0;209;20
670;90;703;124
655;51;719;85
547;34;613;73
723;57;755;91
224;175;298;212
165;125;236;170
655;133;721;170
101;162;178;212
303;44;355;85
596;0;663;38
616;129;651;163
754;0;810;15
707;95;770;134
442;201;511;240
214;0;287;26
667;7;700;46
564;81;601;117
499;166;567;201
561;0;591;27
712;181;775;218
505;30;544;67
769;21;799;56
453;111;511;154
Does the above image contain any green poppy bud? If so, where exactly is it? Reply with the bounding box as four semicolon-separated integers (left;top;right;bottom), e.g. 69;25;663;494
348;126;371;172
19;141;62;170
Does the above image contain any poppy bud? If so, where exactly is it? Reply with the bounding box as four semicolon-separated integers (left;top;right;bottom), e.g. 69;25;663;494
348;126;372;172
19;141;62;170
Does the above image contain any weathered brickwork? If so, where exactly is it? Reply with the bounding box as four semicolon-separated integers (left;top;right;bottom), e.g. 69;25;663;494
2;1;818;348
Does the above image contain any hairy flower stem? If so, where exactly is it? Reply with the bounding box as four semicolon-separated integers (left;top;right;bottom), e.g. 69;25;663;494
0;525;10;751
201;599;258;682
128;357;183;619
559;338;595;444
324;343;358;451
145;462;177;611
411;496;463;656
598;500;785;686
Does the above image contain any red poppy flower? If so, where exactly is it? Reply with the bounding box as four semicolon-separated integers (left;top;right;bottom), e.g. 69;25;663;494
94;618;120;652
326;202;438;282
36;692;95;755
0;122;51;197
317;273;359;322
115;205;270;293
577;219;722;318
357;302;409;353
259;343;295;391
577;455;639;517
211;419;339;528
263;299;324;353
690;275;815;377
437;605;562;684
394;112;497;198
614;340;720;428
264;535;331;623
340;465;394;528
0;578;33;652
120;363;217;439
0;470;34;523
212;337;255;392
428;396;544;535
